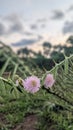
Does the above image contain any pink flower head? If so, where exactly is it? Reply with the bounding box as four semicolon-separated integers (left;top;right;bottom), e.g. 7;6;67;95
23;76;40;93
44;74;55;89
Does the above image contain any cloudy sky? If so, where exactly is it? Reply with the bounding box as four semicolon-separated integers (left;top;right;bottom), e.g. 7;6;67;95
0;0;73;52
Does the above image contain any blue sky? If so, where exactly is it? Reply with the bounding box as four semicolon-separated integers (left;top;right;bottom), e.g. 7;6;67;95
0;0;73;51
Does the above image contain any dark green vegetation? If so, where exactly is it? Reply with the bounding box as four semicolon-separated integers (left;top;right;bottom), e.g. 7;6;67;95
0;38;73;130
17;35;73;70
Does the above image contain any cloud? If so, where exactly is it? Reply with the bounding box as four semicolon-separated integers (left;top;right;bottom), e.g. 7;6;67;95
5;13;21;22
11;35;43;46
36;18;47;29
0;14;24;36
51;10;64;20
30;22;46;30
68;5;73;12
24;31;33;36
0;23;6;35
63;21;73;34
38;35;43;40
9;21;24;33
30;24;38;30
0;15;3;21
5;14;24;34
37;18;47;23
41;23;46;28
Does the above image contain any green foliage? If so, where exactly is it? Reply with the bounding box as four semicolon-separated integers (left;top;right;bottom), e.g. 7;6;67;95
1;42;73;129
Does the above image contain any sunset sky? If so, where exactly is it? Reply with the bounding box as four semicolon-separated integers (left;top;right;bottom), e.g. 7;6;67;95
0;0;73;52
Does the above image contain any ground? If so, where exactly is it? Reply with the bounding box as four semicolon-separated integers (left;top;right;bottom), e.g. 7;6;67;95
13;115;37;130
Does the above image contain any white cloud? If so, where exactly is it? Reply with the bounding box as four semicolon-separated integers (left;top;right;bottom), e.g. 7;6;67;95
51;10;65;20
63;21;73;34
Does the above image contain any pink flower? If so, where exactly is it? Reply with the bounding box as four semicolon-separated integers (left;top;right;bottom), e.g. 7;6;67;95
23;76;40;93
44;74;55;89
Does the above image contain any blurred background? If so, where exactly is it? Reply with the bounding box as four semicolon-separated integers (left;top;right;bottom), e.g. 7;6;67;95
0;0;73;70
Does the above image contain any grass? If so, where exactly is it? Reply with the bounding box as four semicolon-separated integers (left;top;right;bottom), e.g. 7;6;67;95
1;43;73;129
1;63;73;130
